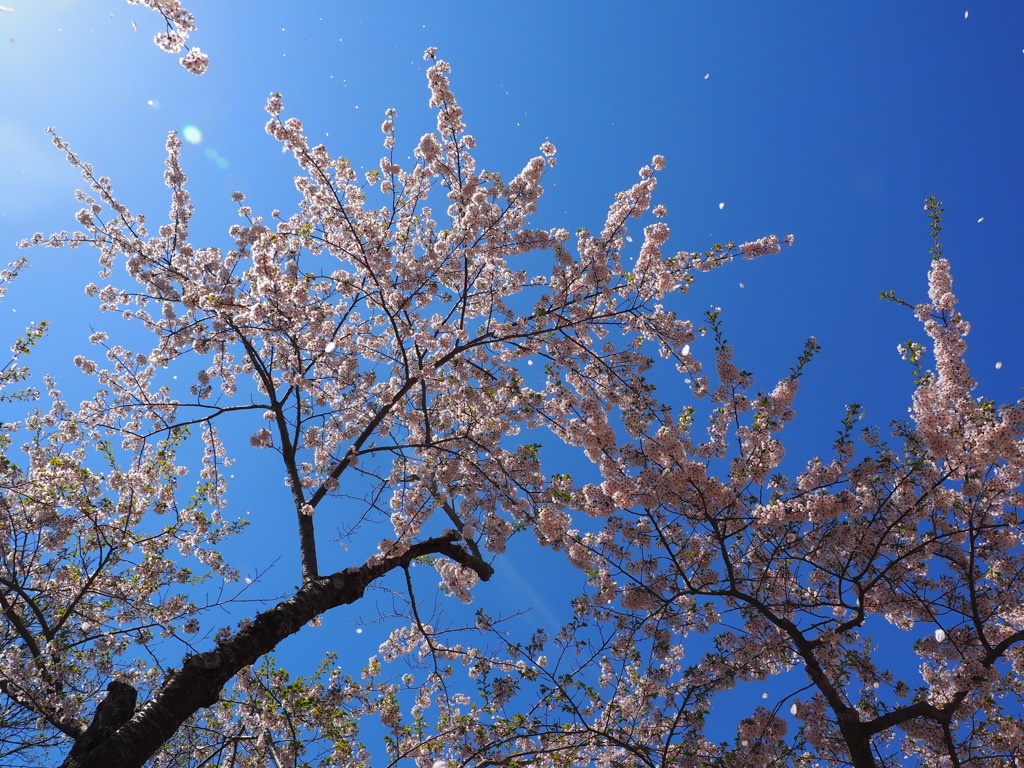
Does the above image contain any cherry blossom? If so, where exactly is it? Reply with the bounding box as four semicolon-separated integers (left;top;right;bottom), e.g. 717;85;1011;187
7;48;792;767
125;0;204;74
543;198;1024;766
2;27;1019;768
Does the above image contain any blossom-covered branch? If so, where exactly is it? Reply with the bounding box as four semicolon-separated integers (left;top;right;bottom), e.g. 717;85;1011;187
553;199;1024;766
126;0;207;75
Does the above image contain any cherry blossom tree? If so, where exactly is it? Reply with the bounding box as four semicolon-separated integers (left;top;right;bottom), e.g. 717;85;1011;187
5;44;1022;768
7;48;785;767
329;199;1024;768
533;197;1024;767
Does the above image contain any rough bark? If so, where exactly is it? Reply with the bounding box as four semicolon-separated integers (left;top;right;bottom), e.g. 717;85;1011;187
59;531;492;768
67;681;138;760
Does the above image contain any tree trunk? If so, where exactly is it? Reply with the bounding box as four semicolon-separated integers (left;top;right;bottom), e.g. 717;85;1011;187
60;532;491;768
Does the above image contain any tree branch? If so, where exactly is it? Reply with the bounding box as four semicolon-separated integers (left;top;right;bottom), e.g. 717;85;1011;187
59;530;492;768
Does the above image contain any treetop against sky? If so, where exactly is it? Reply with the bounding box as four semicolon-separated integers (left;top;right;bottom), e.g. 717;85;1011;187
0;3;1023;767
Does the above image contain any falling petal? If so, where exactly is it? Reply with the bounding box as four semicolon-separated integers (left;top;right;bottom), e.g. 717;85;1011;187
325;341;336;354
718;202;725;210
682;344;691;356
0;6;13;11
995;361;1003;369
704;73;710;80
790;703;798;716
935;628;947;642
964;9;969;18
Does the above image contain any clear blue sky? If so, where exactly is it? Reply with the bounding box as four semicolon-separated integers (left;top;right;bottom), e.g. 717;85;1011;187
1;0;1023;758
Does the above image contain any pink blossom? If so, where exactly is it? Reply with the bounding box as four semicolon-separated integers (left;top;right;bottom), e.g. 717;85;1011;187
179;47;208;75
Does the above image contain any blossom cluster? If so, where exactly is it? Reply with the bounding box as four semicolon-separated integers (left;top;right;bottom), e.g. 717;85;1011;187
126;0;205;74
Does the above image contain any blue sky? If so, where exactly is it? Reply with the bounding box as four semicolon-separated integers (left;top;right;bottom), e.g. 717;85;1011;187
2;0;1024;759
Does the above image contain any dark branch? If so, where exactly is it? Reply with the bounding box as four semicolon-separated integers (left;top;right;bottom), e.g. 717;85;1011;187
60;531;491;768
